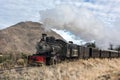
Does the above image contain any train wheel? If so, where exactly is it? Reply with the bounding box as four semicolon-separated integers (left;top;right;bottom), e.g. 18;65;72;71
50;56;60;65
56;56;62;63
50;57;56;65
37;63;45;66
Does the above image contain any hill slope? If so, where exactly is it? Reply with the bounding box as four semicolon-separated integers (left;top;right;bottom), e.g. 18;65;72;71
0;21;63;54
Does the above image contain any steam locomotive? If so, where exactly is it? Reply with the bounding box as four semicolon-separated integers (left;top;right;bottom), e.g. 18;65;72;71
28;33;120;66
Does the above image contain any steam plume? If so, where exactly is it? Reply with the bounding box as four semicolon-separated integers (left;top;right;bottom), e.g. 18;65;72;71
40;5;119;49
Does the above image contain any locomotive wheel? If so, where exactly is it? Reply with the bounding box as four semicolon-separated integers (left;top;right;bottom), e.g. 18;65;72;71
50;56;61;65
37;63;45;66
50;57;56;65
56;56;61;63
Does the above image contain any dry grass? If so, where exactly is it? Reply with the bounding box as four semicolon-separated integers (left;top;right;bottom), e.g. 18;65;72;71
0;53;27;69
0;58;120;80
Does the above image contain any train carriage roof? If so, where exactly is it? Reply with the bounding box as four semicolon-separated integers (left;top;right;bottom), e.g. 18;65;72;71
55;39;67;44
101;49;118;52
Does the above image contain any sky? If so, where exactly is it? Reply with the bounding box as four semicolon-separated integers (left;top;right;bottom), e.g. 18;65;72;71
0;0;120;48
0;0;120;29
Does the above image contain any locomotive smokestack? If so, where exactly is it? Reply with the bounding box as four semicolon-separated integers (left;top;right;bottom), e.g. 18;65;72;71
41;33;47;41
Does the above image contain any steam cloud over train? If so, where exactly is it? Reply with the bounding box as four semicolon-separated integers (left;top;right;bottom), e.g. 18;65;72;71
28;34;120;66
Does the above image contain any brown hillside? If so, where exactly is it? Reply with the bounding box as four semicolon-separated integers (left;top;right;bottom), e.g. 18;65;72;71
0;21;63;54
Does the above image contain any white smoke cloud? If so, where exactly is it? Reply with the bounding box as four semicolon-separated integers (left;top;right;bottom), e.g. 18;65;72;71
40;5;113;49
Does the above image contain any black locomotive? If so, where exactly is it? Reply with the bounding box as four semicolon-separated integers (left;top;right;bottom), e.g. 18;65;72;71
28;33;120;65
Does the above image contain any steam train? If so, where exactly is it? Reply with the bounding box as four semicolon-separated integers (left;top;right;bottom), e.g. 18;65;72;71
28;34;120;66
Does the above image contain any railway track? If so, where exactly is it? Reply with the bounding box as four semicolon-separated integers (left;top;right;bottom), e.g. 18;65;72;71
0;66;31;74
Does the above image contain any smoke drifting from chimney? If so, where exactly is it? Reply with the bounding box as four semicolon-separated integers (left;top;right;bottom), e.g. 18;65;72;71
40;5;119;49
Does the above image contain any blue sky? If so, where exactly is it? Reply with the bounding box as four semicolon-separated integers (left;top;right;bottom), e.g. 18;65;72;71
0;0;120;29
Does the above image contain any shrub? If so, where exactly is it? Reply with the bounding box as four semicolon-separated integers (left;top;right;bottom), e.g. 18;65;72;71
17;58;25;67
